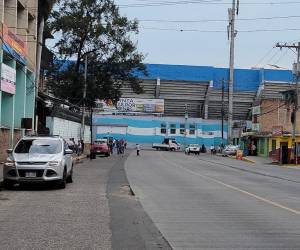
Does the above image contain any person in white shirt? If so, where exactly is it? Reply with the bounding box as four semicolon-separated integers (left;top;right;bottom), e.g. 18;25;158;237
136;144;141;156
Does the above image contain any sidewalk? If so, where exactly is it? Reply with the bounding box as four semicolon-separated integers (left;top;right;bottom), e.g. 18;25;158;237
244;156;274;165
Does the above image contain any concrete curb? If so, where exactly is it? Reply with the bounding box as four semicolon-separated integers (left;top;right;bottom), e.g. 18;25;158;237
228;155;256;164
73;154;87;162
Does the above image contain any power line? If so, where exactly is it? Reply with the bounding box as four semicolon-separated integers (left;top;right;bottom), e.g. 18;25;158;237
119;0;300;8
138;15;300;23
140;26;300;33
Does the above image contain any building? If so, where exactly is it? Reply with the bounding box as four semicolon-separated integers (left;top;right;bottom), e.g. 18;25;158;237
244;81;300;164
93;64;293;148
0;0;38;161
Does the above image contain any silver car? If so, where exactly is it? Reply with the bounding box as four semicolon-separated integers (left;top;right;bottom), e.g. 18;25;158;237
3;136;74;189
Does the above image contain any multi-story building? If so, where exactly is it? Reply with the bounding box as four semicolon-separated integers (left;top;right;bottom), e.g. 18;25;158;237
0;0;38;161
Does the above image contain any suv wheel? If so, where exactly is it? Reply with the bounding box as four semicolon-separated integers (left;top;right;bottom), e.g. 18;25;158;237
58;168;67;189
66;166;73;183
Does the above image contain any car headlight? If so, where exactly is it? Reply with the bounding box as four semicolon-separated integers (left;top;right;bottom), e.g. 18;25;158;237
4;161;15;167
48;161;60;166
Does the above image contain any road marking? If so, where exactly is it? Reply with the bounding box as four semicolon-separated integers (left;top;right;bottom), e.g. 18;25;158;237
159;152;300;216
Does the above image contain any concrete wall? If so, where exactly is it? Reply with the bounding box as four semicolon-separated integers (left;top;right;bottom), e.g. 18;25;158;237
93;114;228;148
46;116;91;144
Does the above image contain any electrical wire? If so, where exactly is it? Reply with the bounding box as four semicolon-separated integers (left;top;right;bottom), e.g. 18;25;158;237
119;0;300;8
138;15;300;23
140;26;300;33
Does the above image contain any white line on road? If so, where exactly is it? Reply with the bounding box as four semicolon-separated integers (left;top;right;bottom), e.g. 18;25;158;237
159;152;300;216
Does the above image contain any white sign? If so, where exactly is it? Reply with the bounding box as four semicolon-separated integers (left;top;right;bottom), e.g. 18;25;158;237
252;106;261;115
117;98;165;113
252;123;260;131
1;63;16;94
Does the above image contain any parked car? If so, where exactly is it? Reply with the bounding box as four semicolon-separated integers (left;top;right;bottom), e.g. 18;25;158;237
185;144;201;155
90;139;110;158
223;145;239;156
3;136;74;189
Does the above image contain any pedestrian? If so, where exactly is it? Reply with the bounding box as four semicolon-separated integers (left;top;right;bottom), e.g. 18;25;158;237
124;140;127;149
116;140;120;154
210;145;214;155
81;140;85;154
77;140;82;156
136;143;141;156
252;144;257;156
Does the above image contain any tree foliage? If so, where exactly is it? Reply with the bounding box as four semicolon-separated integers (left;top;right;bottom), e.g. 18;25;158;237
46;0;146;107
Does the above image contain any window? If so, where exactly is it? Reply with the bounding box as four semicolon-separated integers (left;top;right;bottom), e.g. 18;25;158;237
161;123;166;134
15;139;62;154
272;140;276;154
170;124;176;134
180;124;185;135
189;124;196;135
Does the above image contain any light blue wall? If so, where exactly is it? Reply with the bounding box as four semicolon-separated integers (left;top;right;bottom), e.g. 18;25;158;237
94;115;228;147
14;65;26;128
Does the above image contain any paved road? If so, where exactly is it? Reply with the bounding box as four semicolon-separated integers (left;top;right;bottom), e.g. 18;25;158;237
126;151;300;250
0;153;171;250
0;158;112;250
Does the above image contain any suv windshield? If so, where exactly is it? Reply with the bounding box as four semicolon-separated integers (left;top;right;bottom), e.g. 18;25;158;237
15;139;62;154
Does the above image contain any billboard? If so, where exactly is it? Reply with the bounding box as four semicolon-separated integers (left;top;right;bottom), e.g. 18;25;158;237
94;98;165;114
1;63;16;94
117;98;164;113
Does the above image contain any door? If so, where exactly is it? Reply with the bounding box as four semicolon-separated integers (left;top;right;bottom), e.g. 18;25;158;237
281;143;288;164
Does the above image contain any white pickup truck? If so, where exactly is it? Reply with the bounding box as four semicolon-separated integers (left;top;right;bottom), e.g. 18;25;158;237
152;138;181;151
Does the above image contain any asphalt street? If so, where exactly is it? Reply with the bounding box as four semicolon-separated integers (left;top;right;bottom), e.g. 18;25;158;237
0;152;170;250
126;151;300;250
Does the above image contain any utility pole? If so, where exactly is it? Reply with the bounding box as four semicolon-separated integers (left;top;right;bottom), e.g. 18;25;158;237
184;104;188;149
227;0;239;144
276;42;300;164
81;54;88;142
221;78;225;146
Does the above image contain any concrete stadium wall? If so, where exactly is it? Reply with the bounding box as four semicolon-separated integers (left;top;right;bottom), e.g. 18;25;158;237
93;115;228;148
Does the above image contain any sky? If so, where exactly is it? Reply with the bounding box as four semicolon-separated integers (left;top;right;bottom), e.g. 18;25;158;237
114;0;300;69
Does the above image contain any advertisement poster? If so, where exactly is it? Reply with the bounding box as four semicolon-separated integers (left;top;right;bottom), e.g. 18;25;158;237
117;98;164;114
94;98;165;114
1;63;16;94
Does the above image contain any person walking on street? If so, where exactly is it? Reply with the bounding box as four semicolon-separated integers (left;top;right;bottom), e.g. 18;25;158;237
210;145;214;155
77;140;82;156
136;143;141;156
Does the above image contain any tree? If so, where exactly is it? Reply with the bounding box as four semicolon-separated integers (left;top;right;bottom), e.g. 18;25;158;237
46;0;146;107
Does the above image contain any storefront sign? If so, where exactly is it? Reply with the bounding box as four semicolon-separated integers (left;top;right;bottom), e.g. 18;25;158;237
252;106;261;115
117;98;165;114
2;24;27;65
3;24;27;57
1;64;16;94
272;126;283;136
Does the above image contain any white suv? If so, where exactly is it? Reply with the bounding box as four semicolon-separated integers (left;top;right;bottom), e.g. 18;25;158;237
3;136;74;189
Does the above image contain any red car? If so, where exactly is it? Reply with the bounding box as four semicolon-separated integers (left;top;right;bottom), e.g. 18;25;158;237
91;139;110;157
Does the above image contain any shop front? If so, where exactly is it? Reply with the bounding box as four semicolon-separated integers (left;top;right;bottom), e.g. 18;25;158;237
269;135;300;164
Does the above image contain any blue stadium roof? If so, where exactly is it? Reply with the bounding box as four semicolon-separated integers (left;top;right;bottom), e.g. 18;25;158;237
137;64;294;92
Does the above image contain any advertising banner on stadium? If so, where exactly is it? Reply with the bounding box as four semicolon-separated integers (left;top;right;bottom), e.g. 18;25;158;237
117;98;164;113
